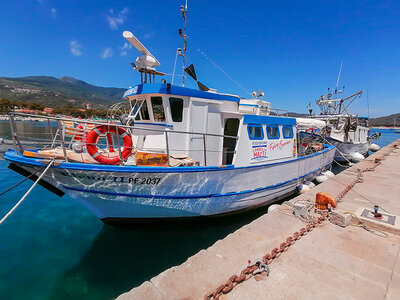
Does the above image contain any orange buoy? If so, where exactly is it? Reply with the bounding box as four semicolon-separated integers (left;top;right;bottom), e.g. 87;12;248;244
86;125;133;165
315;192;336;210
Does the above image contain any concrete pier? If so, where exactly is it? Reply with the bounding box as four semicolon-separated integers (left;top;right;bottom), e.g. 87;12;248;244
118;140;400;300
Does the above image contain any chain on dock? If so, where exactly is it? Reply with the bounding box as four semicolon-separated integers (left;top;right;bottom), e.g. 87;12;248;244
204;213;328;300
205;143;399;299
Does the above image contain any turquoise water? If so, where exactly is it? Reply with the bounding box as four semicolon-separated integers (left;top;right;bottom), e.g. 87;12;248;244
0;123;398;299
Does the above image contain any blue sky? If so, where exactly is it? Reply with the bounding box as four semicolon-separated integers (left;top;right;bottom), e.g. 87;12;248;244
0;0;399;117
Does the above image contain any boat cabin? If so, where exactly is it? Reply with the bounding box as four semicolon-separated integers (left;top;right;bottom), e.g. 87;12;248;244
122;83;297;167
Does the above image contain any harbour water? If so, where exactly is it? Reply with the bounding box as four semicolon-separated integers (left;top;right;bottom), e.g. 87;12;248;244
0;121;398;300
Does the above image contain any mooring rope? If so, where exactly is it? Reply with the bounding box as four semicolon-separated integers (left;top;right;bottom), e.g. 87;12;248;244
0;160;54;225
0;164;47;197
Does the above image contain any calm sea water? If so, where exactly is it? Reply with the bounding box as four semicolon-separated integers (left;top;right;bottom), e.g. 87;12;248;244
0;121;398;300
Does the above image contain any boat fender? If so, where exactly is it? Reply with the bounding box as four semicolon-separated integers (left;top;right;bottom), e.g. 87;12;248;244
322;170;335;178
315;175;328;183
369;143;380;152
86;125;133;165
305;181;315;188
315;192;336;210
267;204;280;212
351;152;365;162
297;184;310;194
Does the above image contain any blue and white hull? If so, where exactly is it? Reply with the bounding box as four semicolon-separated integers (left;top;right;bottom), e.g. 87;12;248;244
4;145;335;222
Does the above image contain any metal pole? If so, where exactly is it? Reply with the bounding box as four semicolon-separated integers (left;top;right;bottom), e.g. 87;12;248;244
165;131;170;167
115;129;123;163
203;134;207;166
57;120;68;162
9;113;18;154
47;118;54;142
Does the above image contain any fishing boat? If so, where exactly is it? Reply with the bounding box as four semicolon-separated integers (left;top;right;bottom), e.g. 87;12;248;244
3;7;336;223
306;89;376;162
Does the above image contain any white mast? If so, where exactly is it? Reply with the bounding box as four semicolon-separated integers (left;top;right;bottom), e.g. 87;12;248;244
179;1;188;86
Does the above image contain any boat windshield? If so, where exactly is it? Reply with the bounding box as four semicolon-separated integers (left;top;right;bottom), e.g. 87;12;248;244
129;98;150;120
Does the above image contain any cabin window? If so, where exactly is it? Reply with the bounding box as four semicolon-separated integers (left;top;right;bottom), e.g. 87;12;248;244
151;96;165;122
266;125;280;139
132;99;150;121
169;97;183;122
247;125;264;140
282;125;293;138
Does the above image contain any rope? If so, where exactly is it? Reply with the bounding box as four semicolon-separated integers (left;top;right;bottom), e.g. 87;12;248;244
0;160;54;225
343;211;388;237
0;165;47;197
313;132;354;164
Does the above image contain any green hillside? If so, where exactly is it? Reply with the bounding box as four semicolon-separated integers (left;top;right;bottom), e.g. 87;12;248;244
0;76;126;108
370;113;400;127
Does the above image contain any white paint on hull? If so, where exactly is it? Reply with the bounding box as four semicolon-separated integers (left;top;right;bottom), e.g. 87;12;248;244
13;147;335;220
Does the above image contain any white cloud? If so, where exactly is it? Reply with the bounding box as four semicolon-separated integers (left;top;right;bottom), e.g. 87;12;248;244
69;40;82;56
106;8;129;30
144;32;155;39
119;42;132;56
101;48;113;59
50;8;57;18
120;42;132;50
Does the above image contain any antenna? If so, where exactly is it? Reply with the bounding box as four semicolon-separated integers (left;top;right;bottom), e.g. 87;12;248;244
336;60;343;95
178;1;188;86
123;31;164;83
171;48;180;85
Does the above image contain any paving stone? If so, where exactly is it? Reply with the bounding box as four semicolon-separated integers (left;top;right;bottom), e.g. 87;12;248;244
116;281;163;300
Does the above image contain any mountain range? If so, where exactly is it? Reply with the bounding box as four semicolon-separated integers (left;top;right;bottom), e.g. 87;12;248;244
0;76;398;125
0;76;126;109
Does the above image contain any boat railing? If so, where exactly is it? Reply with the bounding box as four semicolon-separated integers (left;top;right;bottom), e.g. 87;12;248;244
269;108;288;117
8;112;238;167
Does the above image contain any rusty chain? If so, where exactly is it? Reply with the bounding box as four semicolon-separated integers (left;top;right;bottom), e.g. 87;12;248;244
205;213;329;299
205;144;400;299
337;147;397;202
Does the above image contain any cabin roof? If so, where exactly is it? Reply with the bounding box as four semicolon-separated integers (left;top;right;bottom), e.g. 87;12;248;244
243;114;296;126
122;83;240;103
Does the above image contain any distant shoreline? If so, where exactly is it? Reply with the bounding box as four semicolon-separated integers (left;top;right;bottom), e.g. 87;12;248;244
372;126;400;129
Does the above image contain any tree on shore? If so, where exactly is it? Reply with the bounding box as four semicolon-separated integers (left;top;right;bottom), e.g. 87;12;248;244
0;98;13;114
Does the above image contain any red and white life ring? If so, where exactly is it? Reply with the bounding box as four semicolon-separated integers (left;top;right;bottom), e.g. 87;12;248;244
74;124;84;141
85;125;133;165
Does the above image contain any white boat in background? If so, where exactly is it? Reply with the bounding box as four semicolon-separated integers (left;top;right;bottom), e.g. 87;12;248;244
306;89;374;162
3;5;336;224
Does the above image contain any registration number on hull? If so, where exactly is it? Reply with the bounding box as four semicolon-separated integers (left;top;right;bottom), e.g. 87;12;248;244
59;171;162;185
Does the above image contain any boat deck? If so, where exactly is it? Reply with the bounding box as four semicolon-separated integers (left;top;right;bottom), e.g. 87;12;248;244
117;139;400;299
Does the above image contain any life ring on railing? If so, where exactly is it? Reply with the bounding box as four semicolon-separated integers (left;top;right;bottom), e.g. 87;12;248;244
85;125;133;165
74;124;84;141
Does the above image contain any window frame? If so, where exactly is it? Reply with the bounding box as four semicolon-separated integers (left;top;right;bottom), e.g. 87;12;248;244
266;125;280;139
169;97;184;123
150;96;166;122
247;124;265;140
282;125;294;139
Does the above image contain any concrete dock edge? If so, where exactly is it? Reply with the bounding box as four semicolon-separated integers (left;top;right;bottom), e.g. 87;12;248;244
118;139;400;300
